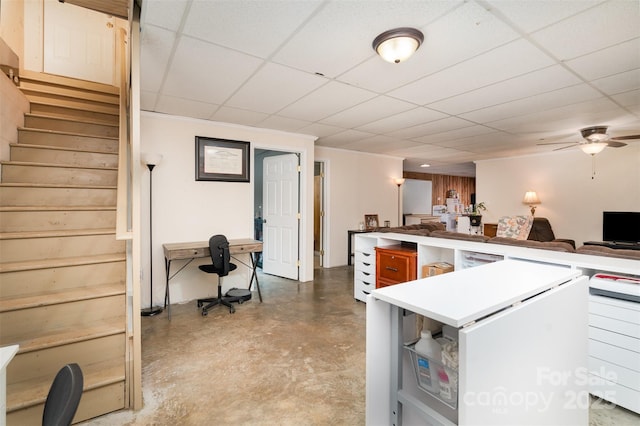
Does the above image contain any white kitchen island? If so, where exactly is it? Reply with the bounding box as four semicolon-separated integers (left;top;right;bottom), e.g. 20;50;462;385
366;259;590;425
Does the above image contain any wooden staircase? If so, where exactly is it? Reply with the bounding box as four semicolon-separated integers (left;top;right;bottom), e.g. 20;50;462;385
0;70;127;424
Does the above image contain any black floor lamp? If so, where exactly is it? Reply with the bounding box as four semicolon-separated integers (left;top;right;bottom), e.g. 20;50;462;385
141;153;163;317
395;178;405;226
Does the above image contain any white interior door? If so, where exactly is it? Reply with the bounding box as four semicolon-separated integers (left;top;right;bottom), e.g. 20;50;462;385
262;154;300;280
44;0;115;85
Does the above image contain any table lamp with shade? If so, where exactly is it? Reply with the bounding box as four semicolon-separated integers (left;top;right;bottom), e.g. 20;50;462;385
522;191;541;216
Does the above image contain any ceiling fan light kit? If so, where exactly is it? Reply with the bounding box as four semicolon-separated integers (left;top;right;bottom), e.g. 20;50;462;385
373;27;424;64
580;142;608;156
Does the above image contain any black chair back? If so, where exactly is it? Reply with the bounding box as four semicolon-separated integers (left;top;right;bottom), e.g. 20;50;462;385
43;363;83;426
209;235;231;276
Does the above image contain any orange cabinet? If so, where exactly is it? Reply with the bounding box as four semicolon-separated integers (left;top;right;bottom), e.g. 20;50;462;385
375;245;417;288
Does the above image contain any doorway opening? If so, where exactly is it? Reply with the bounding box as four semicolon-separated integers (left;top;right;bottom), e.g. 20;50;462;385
254;149;300;280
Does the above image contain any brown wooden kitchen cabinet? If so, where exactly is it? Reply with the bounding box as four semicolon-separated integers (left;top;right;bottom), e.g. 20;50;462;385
375;245;417;288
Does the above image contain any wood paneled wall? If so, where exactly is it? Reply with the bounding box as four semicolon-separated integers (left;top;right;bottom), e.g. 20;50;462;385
404;172;476;208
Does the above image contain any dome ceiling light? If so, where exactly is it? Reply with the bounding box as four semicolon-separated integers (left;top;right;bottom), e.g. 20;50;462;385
372;27;424;64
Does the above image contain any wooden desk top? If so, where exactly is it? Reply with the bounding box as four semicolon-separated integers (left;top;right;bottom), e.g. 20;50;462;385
163;238;262;261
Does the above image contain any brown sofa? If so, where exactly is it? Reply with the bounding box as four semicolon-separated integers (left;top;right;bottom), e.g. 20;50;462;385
372;221;640;260
527;217;576;249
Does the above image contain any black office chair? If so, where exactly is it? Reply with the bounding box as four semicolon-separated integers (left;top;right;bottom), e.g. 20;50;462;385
42;363;83;426
197;235;238;316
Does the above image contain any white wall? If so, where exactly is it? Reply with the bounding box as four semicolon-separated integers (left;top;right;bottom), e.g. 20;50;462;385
315;146;403;268
403;179;432;216
476;144;640;246
140;112;315;307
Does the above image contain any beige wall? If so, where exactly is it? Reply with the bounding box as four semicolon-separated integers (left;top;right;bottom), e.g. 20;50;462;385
315;146;403;267
140;111;316;307
476;144;640;246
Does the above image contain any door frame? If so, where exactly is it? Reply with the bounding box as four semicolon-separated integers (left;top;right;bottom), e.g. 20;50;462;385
253;145;313;282
314;159;330;268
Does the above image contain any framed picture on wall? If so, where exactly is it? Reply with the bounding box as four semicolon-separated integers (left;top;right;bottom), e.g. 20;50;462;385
195;136;250;182
364;214;379;230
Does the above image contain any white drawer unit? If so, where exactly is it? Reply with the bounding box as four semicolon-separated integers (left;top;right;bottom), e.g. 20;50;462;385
588;274;640;414
354;237;376;302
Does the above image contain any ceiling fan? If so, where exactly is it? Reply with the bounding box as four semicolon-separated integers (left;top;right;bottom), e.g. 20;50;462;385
537;126;640;155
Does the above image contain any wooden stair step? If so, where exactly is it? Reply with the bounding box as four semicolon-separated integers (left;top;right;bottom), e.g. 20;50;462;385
0;283;124;313
1;161;117;186
28;102;119;125
0;183;117;207
7;358;124;412
0;228;116;240
0;253;126;273
10;142;119;156
20;83;119;106
19;69;119;96
9;144;119;168
0;205;116;212
22;91;119;115
1;160;117;171
24;113;119;138
18;127;119;152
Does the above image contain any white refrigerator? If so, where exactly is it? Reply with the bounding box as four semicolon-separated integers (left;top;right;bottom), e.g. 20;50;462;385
366;259;589;425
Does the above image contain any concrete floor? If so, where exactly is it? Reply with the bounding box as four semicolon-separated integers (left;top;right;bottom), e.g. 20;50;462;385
82;265;639;425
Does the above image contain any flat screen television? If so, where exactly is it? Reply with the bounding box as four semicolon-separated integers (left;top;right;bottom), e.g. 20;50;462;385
602;211;640;244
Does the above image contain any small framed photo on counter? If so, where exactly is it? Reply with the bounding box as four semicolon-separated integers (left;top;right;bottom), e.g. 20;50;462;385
196;136;250;182
365;214;379;230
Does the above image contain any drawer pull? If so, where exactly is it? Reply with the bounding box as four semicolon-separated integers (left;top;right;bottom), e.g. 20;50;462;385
363;272;370;276
363;291;370;295
386;266;398;272
363;262;371;267
362;252;371;257
363;281;371;286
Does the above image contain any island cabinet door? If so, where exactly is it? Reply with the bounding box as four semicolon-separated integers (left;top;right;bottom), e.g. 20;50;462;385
375;246;417;288
457;275;589;426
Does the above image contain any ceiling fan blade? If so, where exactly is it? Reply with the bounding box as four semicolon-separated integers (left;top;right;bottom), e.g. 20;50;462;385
606;141;628;148
610;134;640;141
552;145;578;151
537;141;578;146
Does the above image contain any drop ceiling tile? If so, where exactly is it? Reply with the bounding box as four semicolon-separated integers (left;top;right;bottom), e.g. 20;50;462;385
183;0;322;58
488;97;633;134
226;63;327;114
389;38;555;105
591;69;640;95
140;25;176;92
320;96;416;128
278;81;376;122
298;122;345;139
272;0;460;78
315;129;376;148
611;89;640;113
210;106;269;127
413;125;499;146
565;38;640;81
460;84;602;124
428;65;581;115
531;1;640;60
155;95;219;120
141;0;188;31
389;117;476;140
162;36;263;104
343;135;420;154
486;0;603;33
337;1;518;93
357;107;448;134
256;115;312;133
